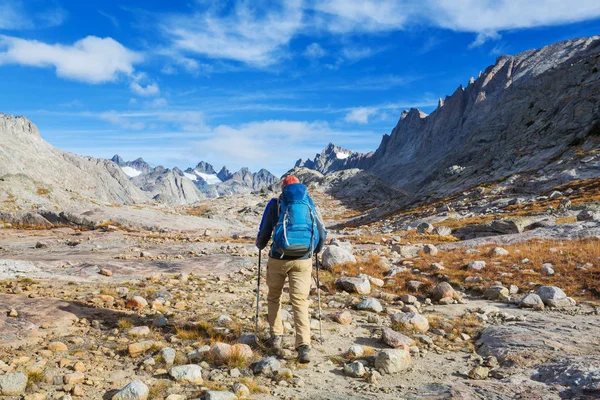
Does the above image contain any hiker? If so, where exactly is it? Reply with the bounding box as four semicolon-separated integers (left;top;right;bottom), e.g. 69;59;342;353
255;175;326;363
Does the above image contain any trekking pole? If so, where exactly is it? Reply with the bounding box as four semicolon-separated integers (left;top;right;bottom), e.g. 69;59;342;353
315;254;324;344
255;250;262;336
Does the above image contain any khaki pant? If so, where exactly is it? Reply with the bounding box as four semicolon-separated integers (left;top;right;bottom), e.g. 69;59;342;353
266;257;312;349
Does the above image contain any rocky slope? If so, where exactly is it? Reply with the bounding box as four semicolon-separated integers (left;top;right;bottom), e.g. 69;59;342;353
298;36;600;208
0;114;149;209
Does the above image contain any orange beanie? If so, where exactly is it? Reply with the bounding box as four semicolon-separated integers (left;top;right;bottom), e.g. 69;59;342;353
281;175;300;190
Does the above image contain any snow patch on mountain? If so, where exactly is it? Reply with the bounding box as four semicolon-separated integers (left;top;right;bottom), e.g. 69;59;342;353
183;172;197;181
195;171;222;185
121;166;142;178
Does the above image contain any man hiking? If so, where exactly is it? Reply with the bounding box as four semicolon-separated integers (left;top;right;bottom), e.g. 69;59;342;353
255;175;326;363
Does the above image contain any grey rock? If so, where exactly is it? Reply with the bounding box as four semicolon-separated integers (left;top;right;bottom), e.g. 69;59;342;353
433;226;452;236
417;222;434;234
204;391;238;400
520;293;545;310
392;245;421;258
321;245;356;269
252;357;281;375
168;365;203;384
112;380;149;400
375;349;411;374
0;372;27;396
356;297;383;313
484;286;510;301
537;286;575;307
344;361;366;377
335;276;371;295
159;347;176;366
468;261;486;271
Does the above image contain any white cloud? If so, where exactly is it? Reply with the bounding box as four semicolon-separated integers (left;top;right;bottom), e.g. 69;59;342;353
0;1;65;30
130;82;160;96
344;107;376;124
162;1;303;66
304;43;327;59
310;0;410;33
0;35;143;84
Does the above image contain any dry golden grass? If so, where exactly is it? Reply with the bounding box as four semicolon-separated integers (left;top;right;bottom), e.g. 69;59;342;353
226;346;252;369
556;216;578;224
36;187;50;195
437;215;496;230
414;238;600;300
117;319;134;329
185;204;212;217
239;377;270;394
148;380;170;399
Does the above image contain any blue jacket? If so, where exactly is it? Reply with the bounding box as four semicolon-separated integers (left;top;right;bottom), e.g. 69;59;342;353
256;191;326;260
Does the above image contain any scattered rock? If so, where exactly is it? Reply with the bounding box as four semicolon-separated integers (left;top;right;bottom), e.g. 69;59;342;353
322;245;356;269
112;380;149;400
126;296;148;309
489;247;509;256
537;286;575;307
252;357;281;375
344;361;366;378
0;372;27;396
467;261;486;271
431;282;457;302
520;294;545;310
417;222;434;234
335;276;371;295
381;328;415;349
204;391;237;400
468;366;489;380
168;365;203;384
375;349;411;374
391;312;429;333
356;297;383;313
99;268;113;277
332;310;353;325
423;244;438;256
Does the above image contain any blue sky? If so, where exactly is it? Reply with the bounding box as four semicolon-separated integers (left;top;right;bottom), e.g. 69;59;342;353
1;1;600;175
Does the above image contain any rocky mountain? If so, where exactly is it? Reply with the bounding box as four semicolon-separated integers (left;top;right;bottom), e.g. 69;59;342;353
299;36;600;208
112;156;278;202
0;114;149;209
295;142;360;174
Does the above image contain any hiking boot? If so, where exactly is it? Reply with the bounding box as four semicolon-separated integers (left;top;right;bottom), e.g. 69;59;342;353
297;345;311;364
270;335;283;351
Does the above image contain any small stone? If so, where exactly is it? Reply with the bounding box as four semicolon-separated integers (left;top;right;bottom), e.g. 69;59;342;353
128;326;151;337
128;341;154;357
252;357;281;375
159;347;176;366
112;380;149;400
468;366;489;380
126;296;148;309
468;261;486;271
332;310;353;325
489;247;509;256
347;345;364;358
210;342;232;363
8;308;18;317
344;361;366;377
35;241;48;249
484;286;509;301
99;268;113;277
63;371;85;385
417;222;434;234
48;341;68;352
540;264;555;276
232;382;250;398
204;391;237;400
423;244;438;256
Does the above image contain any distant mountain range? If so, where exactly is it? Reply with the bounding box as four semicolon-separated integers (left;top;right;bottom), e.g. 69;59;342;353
111;155;278;204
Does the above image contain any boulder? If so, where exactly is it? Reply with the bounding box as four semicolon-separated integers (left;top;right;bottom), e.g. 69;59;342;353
484;286;510;301
252;357;281;375
375;349;411;374
423;244;438;256
391;312;429;333
520;293;544;310
537;286;575;307
335;276;371;295
431;282;457;302
321;245;356;269
204;392;237;400
381;328;414;349
489;247;509;256
356;297;383;313
332;310;353;325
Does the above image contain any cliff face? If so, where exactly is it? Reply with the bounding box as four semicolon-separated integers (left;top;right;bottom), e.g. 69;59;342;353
299;36;600;203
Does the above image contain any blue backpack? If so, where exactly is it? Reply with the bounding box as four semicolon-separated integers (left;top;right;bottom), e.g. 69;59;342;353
273;183;320;257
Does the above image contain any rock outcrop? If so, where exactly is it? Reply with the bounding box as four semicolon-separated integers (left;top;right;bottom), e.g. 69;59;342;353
298;36;600;208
